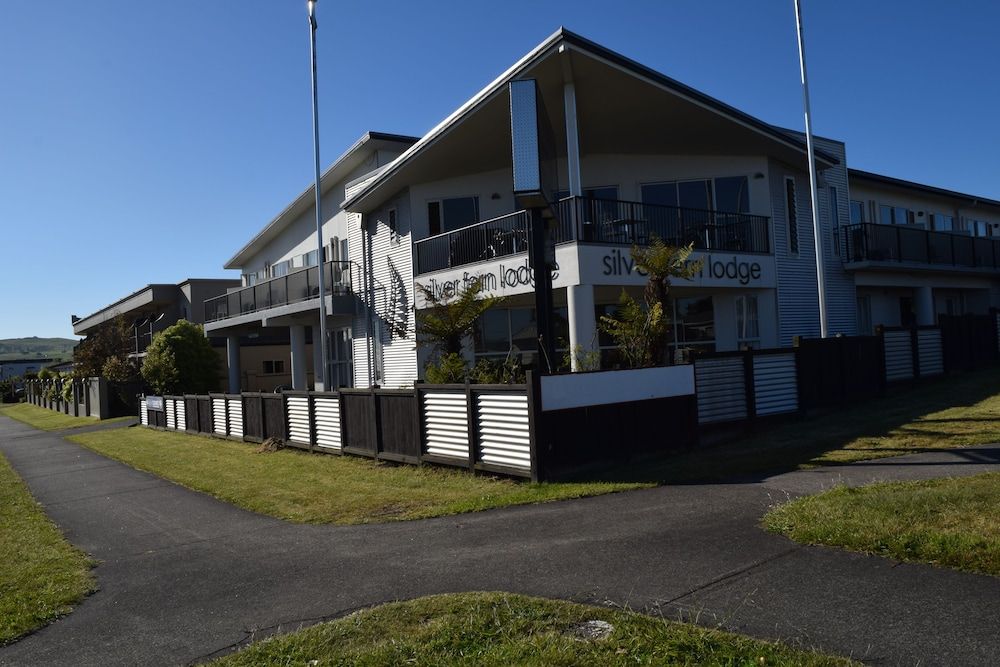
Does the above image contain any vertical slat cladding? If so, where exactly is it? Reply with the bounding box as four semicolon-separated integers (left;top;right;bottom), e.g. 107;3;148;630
286;396;311;445
694;357;747;424
476;392;530;471
313;396;341;450
227;398;244;439
753;353;798;416
212;398;227;435
423;391;469;460
884;331;914;381
917;329;944;376
166;399;176;429
176;399;186;431
140;398;148;426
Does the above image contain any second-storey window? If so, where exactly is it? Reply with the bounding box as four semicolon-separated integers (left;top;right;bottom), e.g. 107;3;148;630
428;196;479;236
850;200;865;224
880;205;913;226
785;177;799;254
387;208;399;243
830;186;840;256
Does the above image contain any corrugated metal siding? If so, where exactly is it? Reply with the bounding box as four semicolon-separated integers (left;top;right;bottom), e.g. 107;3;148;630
694;357;747;424
347;178;372;389
227;398;243;439
884;330;914;381
372;196;418;388
212;398;227;435
313;396;341;450
176;399;186;431
770;160;821;345
813;137;858;336
753;353;798;416
166;399;176;429
423;391;469;460
140;398;148;426
477;393;531;471
917;329;944;376
286;395;311;445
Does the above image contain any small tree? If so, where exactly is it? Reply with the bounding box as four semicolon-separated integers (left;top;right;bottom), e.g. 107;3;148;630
415;277;505;381
74;314;137;380
599;238;704;367
141;320;220;394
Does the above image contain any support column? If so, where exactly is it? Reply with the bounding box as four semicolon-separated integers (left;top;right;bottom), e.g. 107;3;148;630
567;284;597;371
914;286;935;326
226;335;241;393
312;324;325;391
290;325;307;390
563;81;582;197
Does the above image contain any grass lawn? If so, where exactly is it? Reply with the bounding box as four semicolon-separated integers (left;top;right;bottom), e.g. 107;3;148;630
589;367;1000;484
0;452;94;645
68;428;647;524
763;472;1000;577
0;403;131;432
209;592;854;666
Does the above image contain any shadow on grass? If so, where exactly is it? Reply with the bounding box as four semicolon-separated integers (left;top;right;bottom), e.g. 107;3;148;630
564;367;1000;486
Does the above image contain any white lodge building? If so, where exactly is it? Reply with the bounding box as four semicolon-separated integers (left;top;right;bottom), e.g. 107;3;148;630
205;29;1000;391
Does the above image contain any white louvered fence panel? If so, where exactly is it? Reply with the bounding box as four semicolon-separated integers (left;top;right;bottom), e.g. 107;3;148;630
313;396;341;450
694;357;747;424
165;399;176;429
423;392;469;460
884;331;914;381
917;329;944;377
212;398;227;435
176;399;186;431
477;393;531;471
286;396;311;445
227;398;243;439
139;398;148;426
753;353;798;416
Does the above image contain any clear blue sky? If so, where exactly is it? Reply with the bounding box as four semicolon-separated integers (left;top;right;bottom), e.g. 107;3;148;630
2;1;998;339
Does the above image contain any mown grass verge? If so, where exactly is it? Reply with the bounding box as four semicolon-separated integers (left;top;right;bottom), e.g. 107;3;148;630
764;472;1000;577
0;403;131;432
208;592;854;666
0;452;94;645
68;428;647;524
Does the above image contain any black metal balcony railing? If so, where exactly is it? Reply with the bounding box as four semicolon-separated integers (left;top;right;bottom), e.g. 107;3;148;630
842;223;1000;271
204;260;354;323
413;196;771;274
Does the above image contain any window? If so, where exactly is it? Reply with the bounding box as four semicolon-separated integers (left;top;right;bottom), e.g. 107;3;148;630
473;307;569;367
880;205;913;225
595;296;715;367
714;176;750;213
931;213;954;232
785;177;799;254
856;296;872;335
850;200;865;225
330;328;353;388
270;260;291;278
735;295;759;348
262;360;285;375
302;248;323;267
830;186;840;257
428;196;480;236
963;217;991;237
387;208;399;242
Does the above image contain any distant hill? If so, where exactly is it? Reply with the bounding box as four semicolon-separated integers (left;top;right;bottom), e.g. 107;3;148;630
0;337;78;362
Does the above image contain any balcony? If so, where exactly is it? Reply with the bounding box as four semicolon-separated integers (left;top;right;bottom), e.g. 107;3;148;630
842;223;1000;273
413;196;771;274
204;261;354;323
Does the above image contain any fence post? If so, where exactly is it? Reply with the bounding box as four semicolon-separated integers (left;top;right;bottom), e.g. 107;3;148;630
306;391;316;453
465;380;476;472
370;389;381;460
743;348;757;422
875;325;888;390
910;326;921;379
412;383;425;465
525;371;542;483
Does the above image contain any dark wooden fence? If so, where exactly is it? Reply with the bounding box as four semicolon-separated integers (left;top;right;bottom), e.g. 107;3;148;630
796;335;885;409
939;313;998;372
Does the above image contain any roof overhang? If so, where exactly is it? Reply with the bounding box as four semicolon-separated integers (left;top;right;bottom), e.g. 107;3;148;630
224;131;418;269
849;169;1000;209
73;284;177;336
343;27;838;214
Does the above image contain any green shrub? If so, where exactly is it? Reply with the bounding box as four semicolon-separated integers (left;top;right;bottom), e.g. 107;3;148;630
469;356;526;384
141;320;220;394
424;353;468;384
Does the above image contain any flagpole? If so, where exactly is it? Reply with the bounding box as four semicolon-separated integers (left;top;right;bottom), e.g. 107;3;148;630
307;0;330;387
794;0;829;338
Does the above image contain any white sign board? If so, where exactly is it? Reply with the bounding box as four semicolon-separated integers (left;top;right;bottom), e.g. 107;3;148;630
540;365;695;412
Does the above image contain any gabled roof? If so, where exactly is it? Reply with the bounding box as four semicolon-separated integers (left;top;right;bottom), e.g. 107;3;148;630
224;131;418;269
343;27;837;213
849;169;1000;209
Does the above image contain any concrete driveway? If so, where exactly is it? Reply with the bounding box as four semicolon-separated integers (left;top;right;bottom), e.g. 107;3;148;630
1;415;998;666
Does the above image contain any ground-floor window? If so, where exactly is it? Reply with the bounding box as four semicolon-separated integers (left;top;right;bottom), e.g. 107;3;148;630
330;328;353;388
262;360;285;375
595;296;716;367
856;295;872;335
735;295;759;349
473;307;569;368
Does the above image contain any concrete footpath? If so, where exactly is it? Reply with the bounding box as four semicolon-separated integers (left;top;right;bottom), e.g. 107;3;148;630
1;414;998;666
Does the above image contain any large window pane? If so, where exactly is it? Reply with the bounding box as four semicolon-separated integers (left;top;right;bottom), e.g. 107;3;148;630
442;196;480;232
714;176;749;213
850;200;865;224
641;182;678;208
880;205;894;225
678;180;712;211
474;309;509;355
508;308;537;354
675;297;714;344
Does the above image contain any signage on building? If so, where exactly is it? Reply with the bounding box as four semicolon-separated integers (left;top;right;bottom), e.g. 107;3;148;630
577;245;776;289
146;396;164;412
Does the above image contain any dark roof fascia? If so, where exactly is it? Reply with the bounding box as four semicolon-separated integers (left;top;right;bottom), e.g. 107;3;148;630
223;131;418;269
849;169;1000;209
343;28;838;212
0;358;56;365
